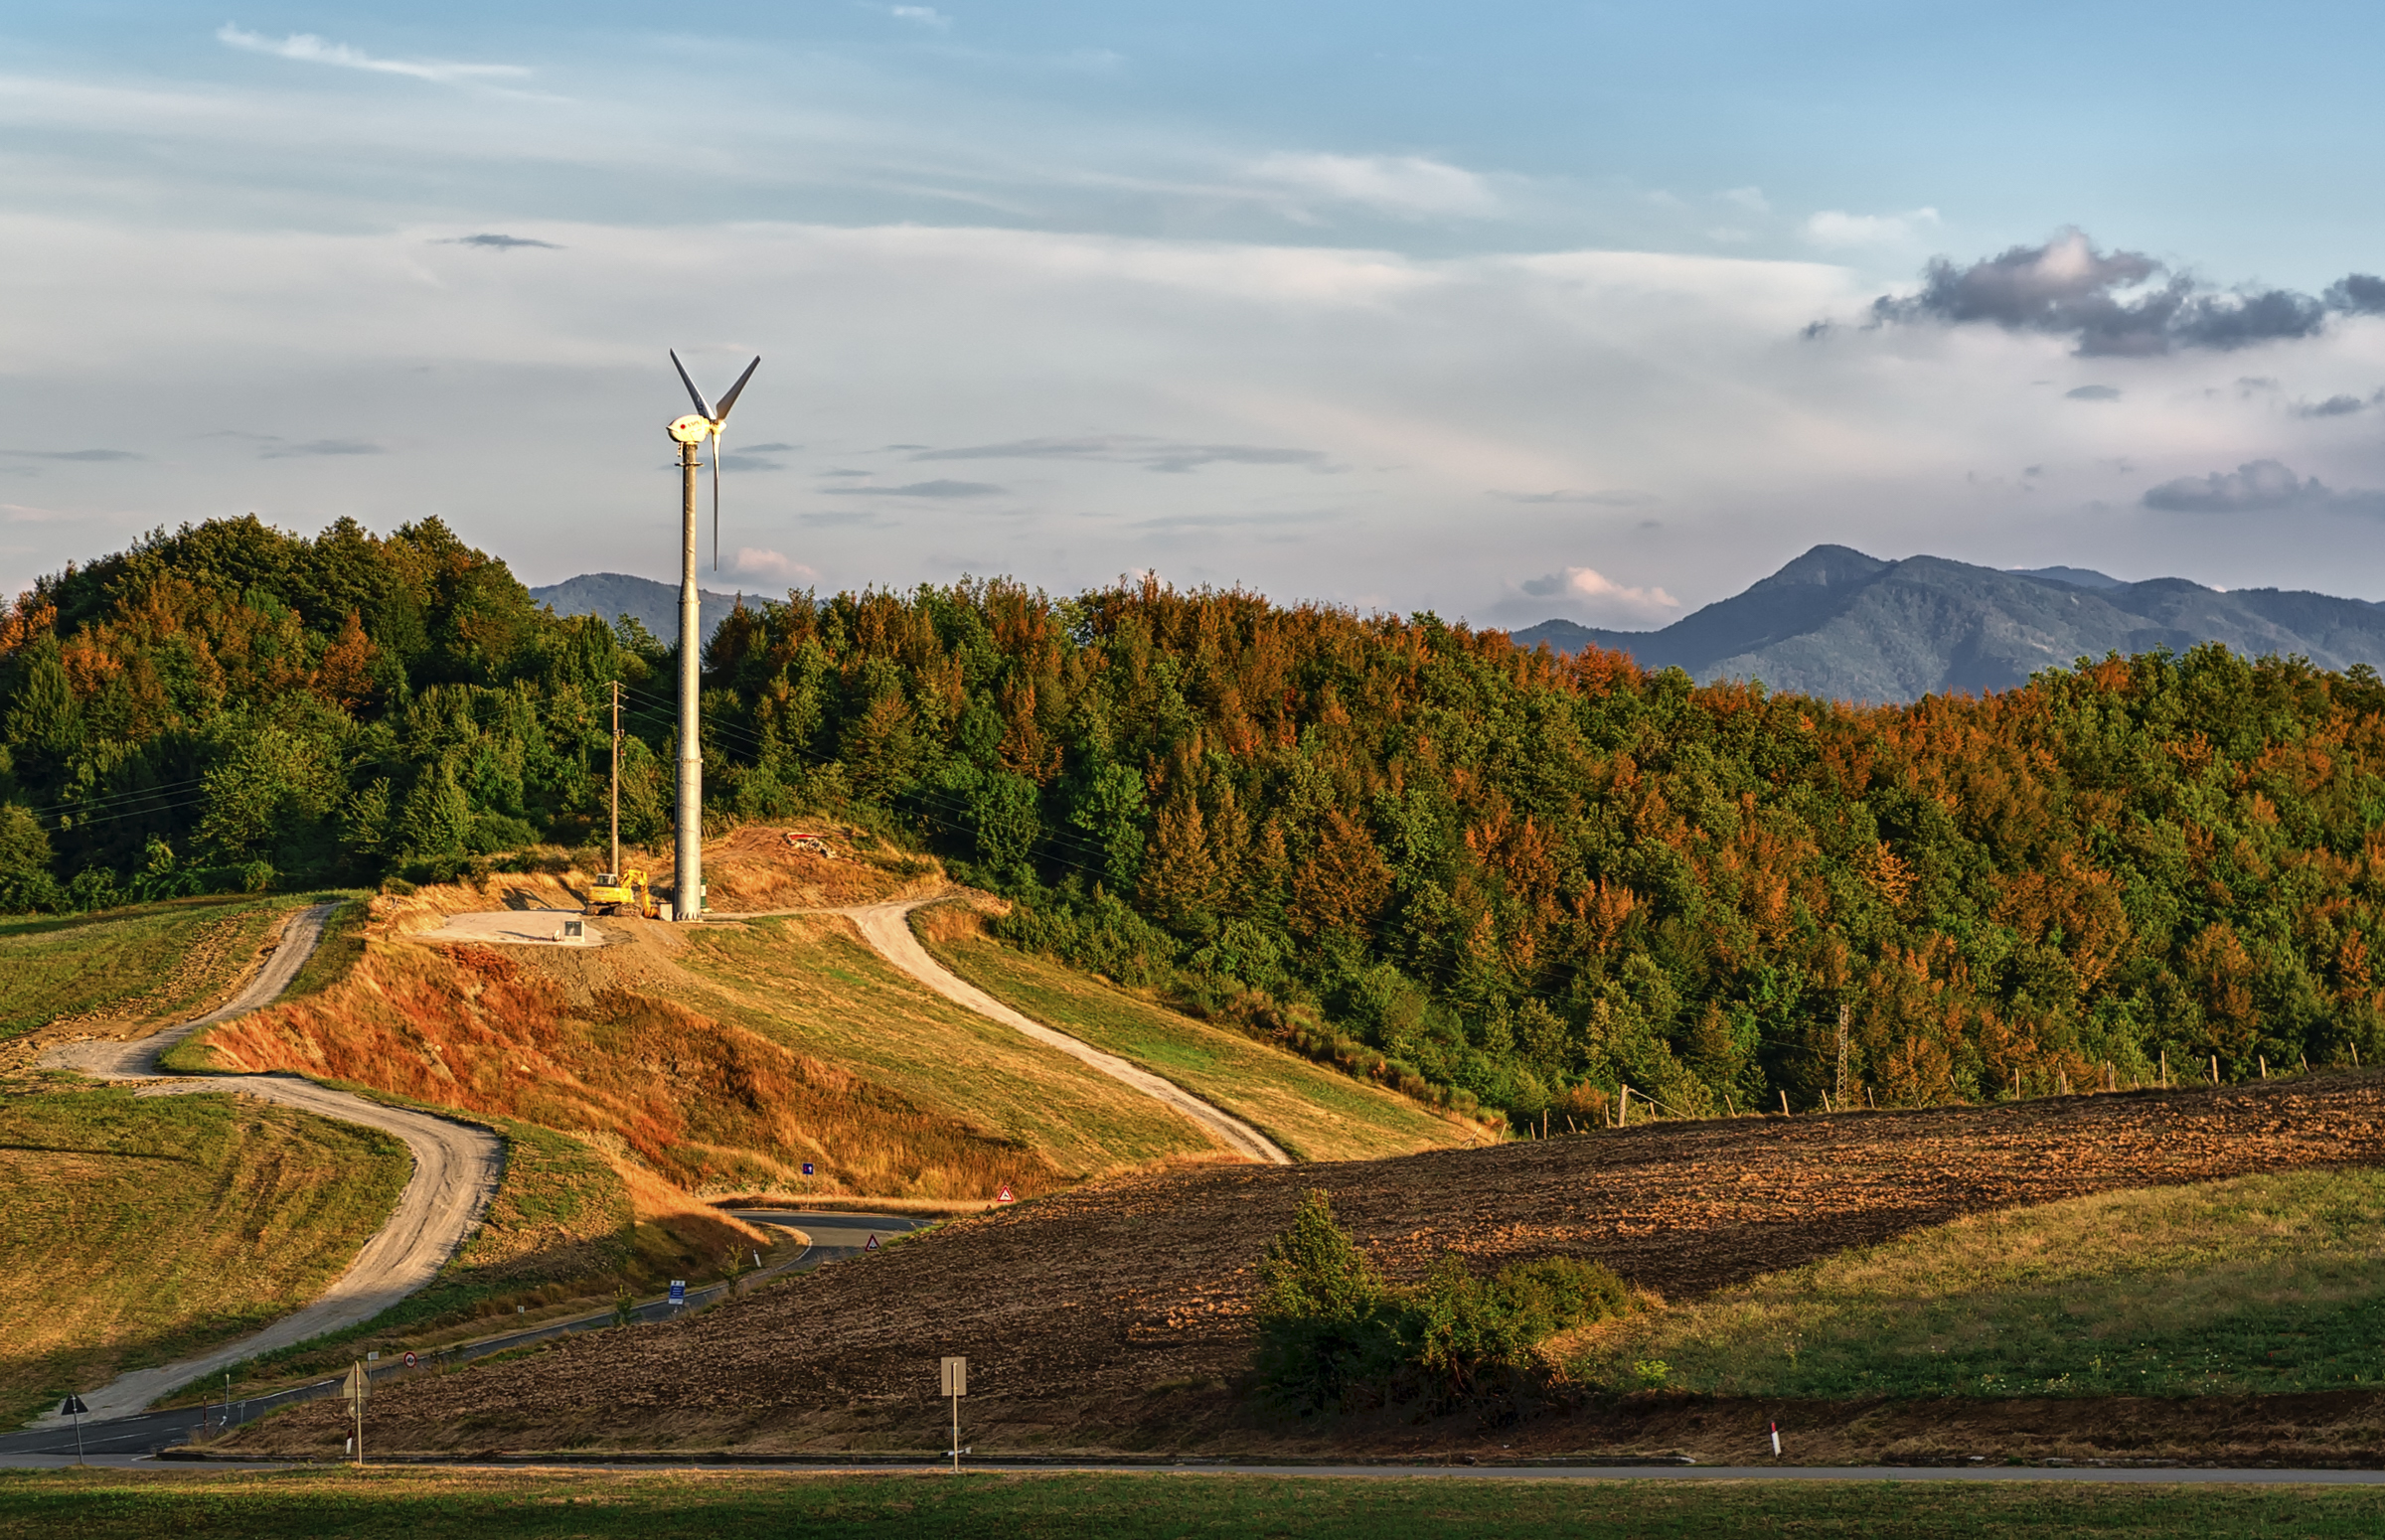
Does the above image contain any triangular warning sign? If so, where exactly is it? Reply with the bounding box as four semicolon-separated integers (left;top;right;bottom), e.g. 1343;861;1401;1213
865;1233;880;1250
998;1185;1015;1204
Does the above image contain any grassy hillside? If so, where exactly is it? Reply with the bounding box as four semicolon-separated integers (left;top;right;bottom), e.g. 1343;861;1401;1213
0;896;303;1043
0;1085;409;1427
1562;1164;2385;1400
911;906;1471;1162
179;873;1226;1206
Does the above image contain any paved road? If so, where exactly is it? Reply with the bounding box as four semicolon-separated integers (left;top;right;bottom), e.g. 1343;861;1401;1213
9;1455;2385;1484
834;897;1293;1165
0;1211;928;1460
30;902;505;1423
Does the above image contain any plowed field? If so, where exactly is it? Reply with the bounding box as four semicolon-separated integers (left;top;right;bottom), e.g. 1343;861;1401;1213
232;1073;2385;1459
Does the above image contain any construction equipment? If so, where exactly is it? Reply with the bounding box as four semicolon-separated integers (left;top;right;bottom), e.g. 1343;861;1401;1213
586;867;659;919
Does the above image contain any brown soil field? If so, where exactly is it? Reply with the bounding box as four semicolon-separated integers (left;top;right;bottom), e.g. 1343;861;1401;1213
228;1072;2385;1463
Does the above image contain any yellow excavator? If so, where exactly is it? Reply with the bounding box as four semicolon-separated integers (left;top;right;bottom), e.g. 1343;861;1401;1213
586;867;660;919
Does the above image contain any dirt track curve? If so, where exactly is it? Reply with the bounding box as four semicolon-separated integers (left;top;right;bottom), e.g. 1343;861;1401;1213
834;896;1292;1165
35;902;504;1421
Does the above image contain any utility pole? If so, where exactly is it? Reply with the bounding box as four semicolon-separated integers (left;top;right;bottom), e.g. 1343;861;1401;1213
609;679;622;880
1834;1002;1850;1107
671;426;705;922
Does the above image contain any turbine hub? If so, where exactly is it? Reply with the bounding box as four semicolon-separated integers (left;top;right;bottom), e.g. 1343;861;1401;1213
668;414;714;445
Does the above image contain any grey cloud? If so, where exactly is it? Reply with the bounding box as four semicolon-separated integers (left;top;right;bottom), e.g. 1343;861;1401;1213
800;510;881;526
2325;274;2385;315
717;453;786;472
822;479;1006;498
2298;394;2369;418
1871;230;2369;356
2143;458;2385;514
912;433;1335;474
2065;385;2121;401
441;233;560;249
1493;488;1659;505
259;438;383;458
0;448;143;461
739;442;798;453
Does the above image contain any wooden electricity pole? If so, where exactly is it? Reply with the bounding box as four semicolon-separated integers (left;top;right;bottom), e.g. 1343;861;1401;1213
610;679;622;880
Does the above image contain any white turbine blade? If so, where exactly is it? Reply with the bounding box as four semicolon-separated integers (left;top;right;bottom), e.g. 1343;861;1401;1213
669;350;715;420
713;433;722;572
713;356;761;425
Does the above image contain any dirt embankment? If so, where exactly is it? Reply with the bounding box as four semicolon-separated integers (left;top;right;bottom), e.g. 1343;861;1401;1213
229;1073;2385;1462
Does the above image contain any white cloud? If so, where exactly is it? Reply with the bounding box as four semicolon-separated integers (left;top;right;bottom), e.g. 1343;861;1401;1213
1247;153;1500;219
1519;566;1681;616
1721;186;1770;214
1803;207;1942;247
216;25;529;85
728;547;816;582
887;6;952;29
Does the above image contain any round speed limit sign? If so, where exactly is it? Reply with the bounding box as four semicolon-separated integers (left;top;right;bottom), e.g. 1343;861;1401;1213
402;1351;417;1369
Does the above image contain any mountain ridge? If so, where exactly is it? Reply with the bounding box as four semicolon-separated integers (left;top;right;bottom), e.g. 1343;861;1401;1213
1511;548;2385;702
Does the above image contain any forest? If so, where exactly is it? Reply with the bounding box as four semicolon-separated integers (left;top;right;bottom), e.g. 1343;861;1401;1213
6;514;2383;1127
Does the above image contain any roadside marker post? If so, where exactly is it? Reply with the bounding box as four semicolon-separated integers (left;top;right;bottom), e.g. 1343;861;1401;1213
59;1396;86;1464
1770;1420;1782;1458
940;1356;968;1472
341;1362;369;1466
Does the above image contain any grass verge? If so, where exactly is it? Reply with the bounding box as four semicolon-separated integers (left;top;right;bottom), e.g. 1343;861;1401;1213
0;1085;410;1427
916;918;1471;1162
1563;1165;2385;1399
1;1468;2382;1539
0;896;306;1043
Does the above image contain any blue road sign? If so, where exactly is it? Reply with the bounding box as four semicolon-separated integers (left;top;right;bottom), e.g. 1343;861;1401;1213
801;1162;815;1176
668;1280;686;1307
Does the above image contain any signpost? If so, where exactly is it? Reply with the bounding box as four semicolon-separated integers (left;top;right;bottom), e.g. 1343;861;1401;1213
668;1280;687;1309
341;1362;369;1466
58;1396;86;1464
940;1356;968;1472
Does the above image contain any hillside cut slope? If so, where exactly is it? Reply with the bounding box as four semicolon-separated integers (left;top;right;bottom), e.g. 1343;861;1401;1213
1514;544;2385;700
229;1071;2385;1458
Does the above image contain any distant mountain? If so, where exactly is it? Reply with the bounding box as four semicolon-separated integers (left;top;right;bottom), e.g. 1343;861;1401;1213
1510;545;2385;702
529;572;748;643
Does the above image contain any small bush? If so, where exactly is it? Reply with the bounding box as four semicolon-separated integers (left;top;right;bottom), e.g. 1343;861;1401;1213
1254;1189;1630;1417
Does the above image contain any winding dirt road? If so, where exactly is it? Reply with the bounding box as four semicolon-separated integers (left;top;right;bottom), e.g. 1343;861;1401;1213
34;902;504;1421
835;898;1292;1165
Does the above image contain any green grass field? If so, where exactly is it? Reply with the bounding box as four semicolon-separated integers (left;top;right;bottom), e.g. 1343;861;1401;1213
0;897;305;1042
1565;1166;2385;1400
2;1467;2379;1539
0;1086;410;1427
917;925;1469;1162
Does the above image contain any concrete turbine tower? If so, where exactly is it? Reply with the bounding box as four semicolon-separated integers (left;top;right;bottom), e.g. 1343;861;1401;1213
664;349;760;922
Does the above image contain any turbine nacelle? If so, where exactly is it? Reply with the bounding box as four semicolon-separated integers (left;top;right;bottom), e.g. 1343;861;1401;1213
665;348;761;571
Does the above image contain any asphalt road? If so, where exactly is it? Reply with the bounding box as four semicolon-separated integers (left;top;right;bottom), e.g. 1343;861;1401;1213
0;1210;929;1460
8;1455;2385;1484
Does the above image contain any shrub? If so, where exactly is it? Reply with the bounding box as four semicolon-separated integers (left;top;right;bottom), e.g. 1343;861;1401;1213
1253;1189;1630;1417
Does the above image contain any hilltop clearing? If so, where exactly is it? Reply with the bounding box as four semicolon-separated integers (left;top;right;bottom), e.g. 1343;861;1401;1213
227;1072;2385;1461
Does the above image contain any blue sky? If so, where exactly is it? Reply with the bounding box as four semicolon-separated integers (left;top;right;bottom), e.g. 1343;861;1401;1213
6;2;2385;624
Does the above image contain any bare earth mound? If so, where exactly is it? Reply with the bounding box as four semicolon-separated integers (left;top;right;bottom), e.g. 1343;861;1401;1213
231;1073;2385;1461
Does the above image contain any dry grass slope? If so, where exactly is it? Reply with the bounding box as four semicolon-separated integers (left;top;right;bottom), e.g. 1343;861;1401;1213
0;897;303;1048
0;1085;409;1427
912;906;1469;1162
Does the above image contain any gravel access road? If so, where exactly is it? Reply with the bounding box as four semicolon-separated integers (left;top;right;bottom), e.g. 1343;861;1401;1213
33;902;504;1422
835;897;1292;1165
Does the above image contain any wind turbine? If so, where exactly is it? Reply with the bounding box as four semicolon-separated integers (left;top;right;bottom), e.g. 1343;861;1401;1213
664;349;760;922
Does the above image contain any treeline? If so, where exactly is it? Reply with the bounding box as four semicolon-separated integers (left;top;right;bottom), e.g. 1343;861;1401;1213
6;517;2385;1127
